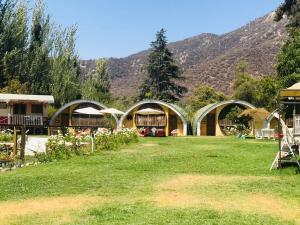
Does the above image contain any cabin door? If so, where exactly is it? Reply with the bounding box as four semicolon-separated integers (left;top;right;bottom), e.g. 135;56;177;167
206;114;216;136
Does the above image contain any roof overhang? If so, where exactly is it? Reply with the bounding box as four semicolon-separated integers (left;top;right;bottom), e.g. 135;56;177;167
0;94;54;104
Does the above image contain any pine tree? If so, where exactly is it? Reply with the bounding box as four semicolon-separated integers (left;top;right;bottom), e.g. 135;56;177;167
82;59;111;103
139;29;187;102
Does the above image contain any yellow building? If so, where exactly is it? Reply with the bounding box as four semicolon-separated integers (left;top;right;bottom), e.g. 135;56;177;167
118;100;188;136
193;100;256;136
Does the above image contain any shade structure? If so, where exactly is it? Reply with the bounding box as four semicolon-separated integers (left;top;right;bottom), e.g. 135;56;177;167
239;108;270;121
74;107;103;115
136;108;165;115
98;108;124;115
280;82;300;98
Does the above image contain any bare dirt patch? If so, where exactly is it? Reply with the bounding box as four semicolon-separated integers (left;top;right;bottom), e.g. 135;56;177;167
142;143;158;147
0;195;106;223
157;174;276;191
155;174;300;224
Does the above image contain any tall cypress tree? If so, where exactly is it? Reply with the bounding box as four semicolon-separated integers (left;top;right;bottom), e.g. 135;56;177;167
139;29;187;102
28;0;51;95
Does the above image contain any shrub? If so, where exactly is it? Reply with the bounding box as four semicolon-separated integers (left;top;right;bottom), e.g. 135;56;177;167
42;131;92;162
0;130;13;142
94;128;138;151
38;128;138;162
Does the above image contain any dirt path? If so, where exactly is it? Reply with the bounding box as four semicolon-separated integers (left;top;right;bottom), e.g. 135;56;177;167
0;195;106;224
155;174;300;224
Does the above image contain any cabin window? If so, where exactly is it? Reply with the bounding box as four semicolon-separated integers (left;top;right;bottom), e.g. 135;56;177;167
13;104;26;114
31;104;43;114
0;102;7;109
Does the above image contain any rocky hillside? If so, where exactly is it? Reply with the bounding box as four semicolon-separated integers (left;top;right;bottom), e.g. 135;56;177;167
80;12;287;98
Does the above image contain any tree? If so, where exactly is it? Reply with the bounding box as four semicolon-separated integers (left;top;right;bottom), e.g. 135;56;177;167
82;59;111;103
28;0;52;95
2;1;28;88
275;0;300;28
139;29;187;102
255;77;279;111
276;28;300;88
232;61;258;104
275;0;300;88
187;85;227;113
50;26;81;106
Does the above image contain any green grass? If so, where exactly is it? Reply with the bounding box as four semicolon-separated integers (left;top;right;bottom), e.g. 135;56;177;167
1;136;299;225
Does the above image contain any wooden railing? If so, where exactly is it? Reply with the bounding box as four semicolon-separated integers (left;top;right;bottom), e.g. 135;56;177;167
135;115;166;127
8;114;43;126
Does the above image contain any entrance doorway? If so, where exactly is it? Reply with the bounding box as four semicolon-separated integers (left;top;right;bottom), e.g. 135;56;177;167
206;114;216;136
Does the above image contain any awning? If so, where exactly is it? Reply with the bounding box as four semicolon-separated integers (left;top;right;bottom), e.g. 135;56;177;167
74;107;103;115
280;82;300;98
98;108;124;115
136;108;165;115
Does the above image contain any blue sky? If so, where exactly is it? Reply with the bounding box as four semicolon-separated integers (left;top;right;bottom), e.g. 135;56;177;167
42;0;283;59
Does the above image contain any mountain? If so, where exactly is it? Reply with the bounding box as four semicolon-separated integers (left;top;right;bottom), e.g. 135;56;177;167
80;12;287;99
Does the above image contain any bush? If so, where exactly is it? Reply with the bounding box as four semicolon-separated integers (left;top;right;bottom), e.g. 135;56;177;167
41;131;92;162
37;128;138;162
94;128;138;151
0;130;13;142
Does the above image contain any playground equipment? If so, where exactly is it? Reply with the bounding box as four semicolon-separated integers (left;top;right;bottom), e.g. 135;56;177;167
270;83;300;172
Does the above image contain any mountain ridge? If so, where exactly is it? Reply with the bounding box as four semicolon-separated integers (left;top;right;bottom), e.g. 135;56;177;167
80;12;287;99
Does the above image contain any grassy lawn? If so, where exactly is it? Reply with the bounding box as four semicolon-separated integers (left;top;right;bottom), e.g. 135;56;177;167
0;136;299;225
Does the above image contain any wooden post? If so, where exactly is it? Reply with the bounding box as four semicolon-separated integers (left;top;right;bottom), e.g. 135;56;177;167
20;126;26;162
13;126;17;156
277;96;282;169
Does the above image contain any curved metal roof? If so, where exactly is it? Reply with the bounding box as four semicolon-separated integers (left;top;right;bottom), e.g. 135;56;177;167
118;99;188;132
192;100;256;135
49;99;117;125
264;109;279;128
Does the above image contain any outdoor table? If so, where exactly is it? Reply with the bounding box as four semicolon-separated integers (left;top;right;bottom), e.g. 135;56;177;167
261;128;275;139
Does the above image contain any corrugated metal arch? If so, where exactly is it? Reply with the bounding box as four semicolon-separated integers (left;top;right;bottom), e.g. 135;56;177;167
49;99;117;125
118;99;188;135
192;100;256;136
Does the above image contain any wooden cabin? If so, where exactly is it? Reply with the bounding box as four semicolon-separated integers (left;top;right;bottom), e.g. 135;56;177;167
0;94;54;126
118;100;188;136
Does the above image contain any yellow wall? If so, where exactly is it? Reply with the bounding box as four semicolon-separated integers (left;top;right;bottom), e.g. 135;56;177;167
121;103;185;137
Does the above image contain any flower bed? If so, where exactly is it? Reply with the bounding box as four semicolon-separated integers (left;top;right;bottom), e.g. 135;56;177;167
36;128;138;162
94;128;138;151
